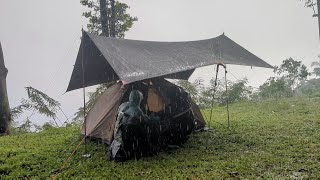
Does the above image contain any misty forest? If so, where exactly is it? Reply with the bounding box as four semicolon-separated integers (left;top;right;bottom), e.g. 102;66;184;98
0;0;320;179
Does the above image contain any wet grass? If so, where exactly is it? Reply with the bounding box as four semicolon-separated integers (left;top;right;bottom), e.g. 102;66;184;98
1;97;320;179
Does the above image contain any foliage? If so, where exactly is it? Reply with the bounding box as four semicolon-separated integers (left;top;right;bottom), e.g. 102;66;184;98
220;78;252;105
11;87;60;121
41;122;55;131
176;78;252;108
302;0;318;15
311;57;320;77
176;79;203;104
10;103;30;120
1;98;320;178
258;77;293;99
295;78;320;97
73;0;138;123
16;118;33;133
81;0;138;38
11;87;61;130
274;58;310;91
196;77;227;108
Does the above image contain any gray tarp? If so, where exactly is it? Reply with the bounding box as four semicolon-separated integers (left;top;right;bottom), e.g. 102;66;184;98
67;31;273;92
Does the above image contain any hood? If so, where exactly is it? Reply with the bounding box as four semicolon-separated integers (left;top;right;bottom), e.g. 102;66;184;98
129;90;143;106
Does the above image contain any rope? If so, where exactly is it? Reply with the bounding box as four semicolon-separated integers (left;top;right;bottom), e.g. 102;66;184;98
23;34;79;126
228;70;240;81
44;35;79;93
52;137;85;180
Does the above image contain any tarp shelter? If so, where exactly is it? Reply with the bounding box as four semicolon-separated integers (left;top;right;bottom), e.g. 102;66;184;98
67;31;273;92
66;31;273;145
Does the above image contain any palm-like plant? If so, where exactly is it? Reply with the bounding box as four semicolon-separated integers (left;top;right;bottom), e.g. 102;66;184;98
11;87;61;127
311;58;320;77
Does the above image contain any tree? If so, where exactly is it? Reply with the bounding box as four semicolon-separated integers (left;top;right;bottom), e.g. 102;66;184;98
110;0;116;37
311;56;320;77
295;78;320;97
0;42;11;135
197;78;225;108
258;77;293;99
81;0;138;38
302;0;320;40
220;78;252;105
178;77;252;108
274;58;310;91
99;0;109;36
11;87;61;129
73;0;138;123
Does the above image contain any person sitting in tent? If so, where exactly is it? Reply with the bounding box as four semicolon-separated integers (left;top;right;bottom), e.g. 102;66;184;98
109;90;150;161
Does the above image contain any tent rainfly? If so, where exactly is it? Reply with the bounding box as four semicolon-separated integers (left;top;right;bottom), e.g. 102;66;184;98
67;31;273;92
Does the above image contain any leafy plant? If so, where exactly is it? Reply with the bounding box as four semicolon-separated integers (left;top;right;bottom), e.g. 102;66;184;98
311;57;320;77
220;78;252;105
258;77;293;99
274;58;310;91
295;78;320;97
11;87;61;131
177;77;252;108
302;0;318;16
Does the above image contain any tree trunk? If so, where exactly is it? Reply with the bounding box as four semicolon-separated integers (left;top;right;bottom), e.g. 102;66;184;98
100;0;109;37
317;0;320;40
0;42;11;135
110;0;116;37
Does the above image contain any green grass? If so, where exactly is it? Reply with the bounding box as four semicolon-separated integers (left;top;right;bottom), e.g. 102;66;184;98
1;97;320;179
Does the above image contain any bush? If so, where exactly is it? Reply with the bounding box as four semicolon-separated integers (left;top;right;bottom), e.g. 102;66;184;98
295;78;320;97
258;77;293;99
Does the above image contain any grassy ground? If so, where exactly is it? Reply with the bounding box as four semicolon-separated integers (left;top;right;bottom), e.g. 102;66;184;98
1;97;320;179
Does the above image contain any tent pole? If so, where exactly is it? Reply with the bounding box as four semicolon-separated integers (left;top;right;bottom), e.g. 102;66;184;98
209;63;230;128
81;29;87;154
209;64;220;124
224;65;230;128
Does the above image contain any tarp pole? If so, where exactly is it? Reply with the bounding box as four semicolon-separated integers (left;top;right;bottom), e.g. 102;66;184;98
209;64;220;123
224;65;230;127
209;63;231;128
81;29;87;154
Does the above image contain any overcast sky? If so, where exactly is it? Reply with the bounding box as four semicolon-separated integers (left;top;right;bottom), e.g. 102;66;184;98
0;0;319;125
